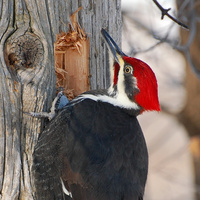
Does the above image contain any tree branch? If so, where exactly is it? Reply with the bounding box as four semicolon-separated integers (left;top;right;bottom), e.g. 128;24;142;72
152;0;189;30
122;13;176;56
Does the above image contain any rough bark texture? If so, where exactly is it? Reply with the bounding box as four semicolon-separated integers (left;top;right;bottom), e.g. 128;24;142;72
176;1;200;199
0;0;122;199
54;8;90;98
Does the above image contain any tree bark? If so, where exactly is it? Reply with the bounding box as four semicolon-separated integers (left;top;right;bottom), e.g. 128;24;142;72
0;0;122;199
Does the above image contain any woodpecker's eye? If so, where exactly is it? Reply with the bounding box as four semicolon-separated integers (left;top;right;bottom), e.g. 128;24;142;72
124;65;133;74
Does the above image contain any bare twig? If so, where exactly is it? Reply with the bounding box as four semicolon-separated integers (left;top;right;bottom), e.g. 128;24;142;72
123;1;200;80
122;13;175;55
152;0;189;30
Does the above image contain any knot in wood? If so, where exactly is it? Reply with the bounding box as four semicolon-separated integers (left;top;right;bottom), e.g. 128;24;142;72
8;33;44;70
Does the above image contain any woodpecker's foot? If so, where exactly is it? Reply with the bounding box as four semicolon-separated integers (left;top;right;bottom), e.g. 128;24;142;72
24;90;69;121
24;111;55;120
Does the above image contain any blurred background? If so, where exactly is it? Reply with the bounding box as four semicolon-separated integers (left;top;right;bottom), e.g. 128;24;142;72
121;0;200;200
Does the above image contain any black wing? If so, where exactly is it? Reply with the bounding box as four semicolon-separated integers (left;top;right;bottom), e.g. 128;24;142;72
33;98;148;200
33;105;72;200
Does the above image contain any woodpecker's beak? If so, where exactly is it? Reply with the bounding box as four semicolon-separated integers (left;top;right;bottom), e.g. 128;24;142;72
101;28;126;65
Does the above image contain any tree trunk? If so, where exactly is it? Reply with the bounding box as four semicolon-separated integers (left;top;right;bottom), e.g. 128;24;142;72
176;1;200;199
0;0;122;199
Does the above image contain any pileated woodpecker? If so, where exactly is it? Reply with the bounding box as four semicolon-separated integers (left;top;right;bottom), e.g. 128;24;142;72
33;29;160;200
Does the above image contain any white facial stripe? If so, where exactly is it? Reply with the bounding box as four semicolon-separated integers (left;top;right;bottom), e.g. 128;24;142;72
109;51;115;85
76;94;139;110
108;85;114;95
133;76;138;89
116;57;128;101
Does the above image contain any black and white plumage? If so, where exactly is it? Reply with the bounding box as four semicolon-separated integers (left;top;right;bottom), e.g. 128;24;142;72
33;29;160;200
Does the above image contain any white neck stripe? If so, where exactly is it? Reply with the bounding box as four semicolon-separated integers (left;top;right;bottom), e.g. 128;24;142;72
76;94;139;110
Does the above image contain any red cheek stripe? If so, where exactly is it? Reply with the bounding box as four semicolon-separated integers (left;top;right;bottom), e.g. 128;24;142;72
113;63;120;85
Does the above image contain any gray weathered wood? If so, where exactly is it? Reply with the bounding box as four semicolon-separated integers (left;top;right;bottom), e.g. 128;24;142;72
78;0;122;89
0;0;121;199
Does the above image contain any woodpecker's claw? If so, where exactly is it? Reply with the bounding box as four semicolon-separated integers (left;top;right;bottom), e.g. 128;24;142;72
24;111;55;120
24;90;69;121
